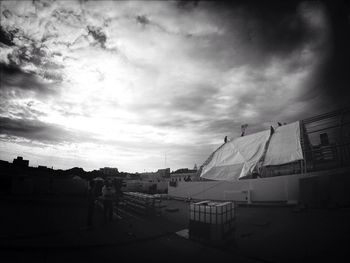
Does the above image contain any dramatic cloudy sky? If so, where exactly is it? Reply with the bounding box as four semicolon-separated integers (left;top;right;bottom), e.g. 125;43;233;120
0;0;349;172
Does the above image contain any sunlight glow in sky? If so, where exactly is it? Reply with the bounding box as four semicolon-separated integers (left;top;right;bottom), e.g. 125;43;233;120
0;0;337;172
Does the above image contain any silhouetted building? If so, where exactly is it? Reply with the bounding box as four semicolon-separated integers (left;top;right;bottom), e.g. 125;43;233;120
170;168;199;182
173;168;197;174
99;167;119;176
157;168;170;178
140;168;170;182
13;156;29;168
140;172;161;182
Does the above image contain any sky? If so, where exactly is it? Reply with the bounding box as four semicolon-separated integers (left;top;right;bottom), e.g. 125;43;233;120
0;0;349;172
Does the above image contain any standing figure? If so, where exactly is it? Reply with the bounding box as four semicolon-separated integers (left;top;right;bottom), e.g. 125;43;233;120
241;124;248;137
113;179;123;215
87;180;98;228
102;180;116;222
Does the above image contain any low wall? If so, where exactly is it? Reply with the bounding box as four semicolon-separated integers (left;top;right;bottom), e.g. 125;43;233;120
168;180;249;201
122;180;168;193
168;167;350;203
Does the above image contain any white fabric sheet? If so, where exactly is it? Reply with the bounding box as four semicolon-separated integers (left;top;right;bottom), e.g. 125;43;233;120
201;130;271;181
263;121;303;166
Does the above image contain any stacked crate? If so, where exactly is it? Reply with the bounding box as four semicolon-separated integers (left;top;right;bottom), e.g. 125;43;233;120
189;201;235;245
123;192;162;215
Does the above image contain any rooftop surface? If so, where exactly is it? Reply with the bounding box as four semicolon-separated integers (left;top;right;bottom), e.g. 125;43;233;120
1;196;349;263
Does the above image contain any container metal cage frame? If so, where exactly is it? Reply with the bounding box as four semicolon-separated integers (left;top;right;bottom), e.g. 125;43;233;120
188;201;235;244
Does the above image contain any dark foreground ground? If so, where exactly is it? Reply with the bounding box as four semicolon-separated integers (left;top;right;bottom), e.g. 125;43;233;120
0;195;349;263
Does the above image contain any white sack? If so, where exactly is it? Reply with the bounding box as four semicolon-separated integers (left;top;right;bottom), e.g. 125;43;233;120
263;121;303;166
201;130;271;181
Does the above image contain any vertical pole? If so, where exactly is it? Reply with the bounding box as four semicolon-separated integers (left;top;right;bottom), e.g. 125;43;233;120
247;180;252;204
285;177;288;203
164;152;166;169
300;120;307;174
339;109;345;167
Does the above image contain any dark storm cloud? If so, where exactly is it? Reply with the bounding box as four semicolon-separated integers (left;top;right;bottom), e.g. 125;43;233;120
136;15;150;25
15;44;47;66
315;1;350;108
222;1;349;107
7;43;64;75
236;1;310;56
0;26;16;46
176;1;199;11
0;23;65;83
135;14;174;35
0;63;57;96
185;1;326;71
87;25;107;48
2;8;12;19
0;117;91;144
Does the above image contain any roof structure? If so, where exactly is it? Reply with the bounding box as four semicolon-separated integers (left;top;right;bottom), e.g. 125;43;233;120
200;121;303;181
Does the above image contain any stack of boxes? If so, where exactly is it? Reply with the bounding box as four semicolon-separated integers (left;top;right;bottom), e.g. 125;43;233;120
189;201;235;245
123;192;162;215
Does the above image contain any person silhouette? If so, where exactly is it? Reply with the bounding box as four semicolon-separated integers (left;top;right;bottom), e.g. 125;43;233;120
101;180;116;222
87;180;97;228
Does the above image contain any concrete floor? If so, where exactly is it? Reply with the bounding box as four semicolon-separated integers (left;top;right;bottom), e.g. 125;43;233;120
1;196;349;263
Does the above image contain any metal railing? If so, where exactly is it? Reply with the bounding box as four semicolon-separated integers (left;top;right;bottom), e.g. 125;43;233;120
301;107;350;173
262;107;350;177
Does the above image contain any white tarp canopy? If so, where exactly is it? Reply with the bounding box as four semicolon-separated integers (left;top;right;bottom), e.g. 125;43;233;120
201;130;271;181
200;121;304;181
263;121;303;166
